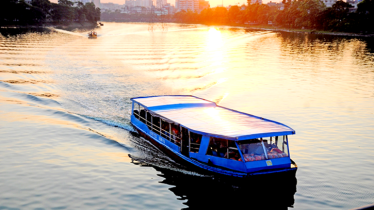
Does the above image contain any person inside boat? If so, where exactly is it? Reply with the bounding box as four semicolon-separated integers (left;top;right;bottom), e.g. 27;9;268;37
190;133;201;144
230;151;240;161
209;138;227;157
196;136;201;144
171;124;181;144
161;122;169;139
218;141;227;157
209;144;219;156
237;139;265;161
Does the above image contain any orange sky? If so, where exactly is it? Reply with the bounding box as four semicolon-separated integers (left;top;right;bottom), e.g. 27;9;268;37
51;0;280;8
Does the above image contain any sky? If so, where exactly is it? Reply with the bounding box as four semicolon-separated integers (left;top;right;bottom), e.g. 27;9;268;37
51;0;280;8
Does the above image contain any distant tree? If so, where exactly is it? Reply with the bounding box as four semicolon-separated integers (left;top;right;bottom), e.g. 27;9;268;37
297;0;325;28
214;6;228;24
31;0;51;22
58;0;73;7
51;3;74;23
199;8;213;23
32;0;51;13
80;14;86;22
316;0;353;31
245;3;270;24
356;0;374;32
83;2;100;22
228;5;241;23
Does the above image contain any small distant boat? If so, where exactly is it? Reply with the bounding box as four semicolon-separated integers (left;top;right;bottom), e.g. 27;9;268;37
88;31;97;38
130;95;297;177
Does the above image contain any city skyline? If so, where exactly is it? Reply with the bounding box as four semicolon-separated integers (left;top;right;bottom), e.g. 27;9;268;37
50;0;281;7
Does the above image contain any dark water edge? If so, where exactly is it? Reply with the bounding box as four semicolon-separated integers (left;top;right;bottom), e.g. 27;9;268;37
273;31;374;53
0;27;51;36
128;139;297;209
151;166;297;209
100;19;374;38
0;23;98;36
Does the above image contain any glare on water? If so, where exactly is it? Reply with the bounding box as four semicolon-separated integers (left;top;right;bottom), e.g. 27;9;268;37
0;23;373;209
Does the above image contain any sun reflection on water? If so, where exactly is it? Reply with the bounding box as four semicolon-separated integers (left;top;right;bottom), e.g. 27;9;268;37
206;28;223;50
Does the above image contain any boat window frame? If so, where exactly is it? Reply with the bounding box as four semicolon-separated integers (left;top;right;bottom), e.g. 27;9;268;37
189;131;202;153
274;135;289;156
237;138;266;162
238;136;290;162
160;118;171;141
170;123;181;146
133;103;183;146
133;102;142;120
206;137;242;161
151;114;161;135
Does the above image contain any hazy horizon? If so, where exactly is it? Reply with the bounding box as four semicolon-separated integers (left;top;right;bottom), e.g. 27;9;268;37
50;0;281;8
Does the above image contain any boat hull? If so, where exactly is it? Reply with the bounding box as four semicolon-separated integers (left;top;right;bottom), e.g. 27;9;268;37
131;122;297;178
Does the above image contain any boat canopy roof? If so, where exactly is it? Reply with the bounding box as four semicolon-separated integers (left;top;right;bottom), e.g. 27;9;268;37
131;95;295;141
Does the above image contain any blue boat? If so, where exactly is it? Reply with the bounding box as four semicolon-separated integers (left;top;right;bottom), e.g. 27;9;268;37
130;95;297;177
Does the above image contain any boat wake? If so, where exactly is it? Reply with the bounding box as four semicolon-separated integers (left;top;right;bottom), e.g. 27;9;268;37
79;114;136;133
128;153;210;177
48;28;87;37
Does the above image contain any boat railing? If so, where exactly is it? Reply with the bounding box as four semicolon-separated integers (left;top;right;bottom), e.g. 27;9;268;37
133;111;182;147
190;142;200;153
227;147;238;159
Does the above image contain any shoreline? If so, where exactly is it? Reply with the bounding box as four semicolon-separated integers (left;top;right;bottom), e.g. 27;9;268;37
240;24;374;38
103;20;374;38
0;22;99;31
187;22;374;38
2;21;374;38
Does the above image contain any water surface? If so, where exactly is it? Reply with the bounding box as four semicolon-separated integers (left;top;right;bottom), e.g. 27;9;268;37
0;23;373;209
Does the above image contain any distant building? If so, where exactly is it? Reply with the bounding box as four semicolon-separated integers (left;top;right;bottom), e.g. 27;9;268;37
267;1;277;6
199;0;210;12
162;3;176;15
267;1;284;10
70;0;96;5
156;0;167;8
101;3;123;11
92;0;100;7
125;0;154;9
176;0;199;12
249;0;262;4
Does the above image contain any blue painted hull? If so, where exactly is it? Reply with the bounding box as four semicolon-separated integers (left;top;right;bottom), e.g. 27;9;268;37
131;117;297;178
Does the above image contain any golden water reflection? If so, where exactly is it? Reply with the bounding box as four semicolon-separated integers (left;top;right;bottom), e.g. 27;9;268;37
0;23;374;209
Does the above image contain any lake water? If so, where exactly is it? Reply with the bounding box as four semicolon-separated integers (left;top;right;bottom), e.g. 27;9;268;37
0;22;373;209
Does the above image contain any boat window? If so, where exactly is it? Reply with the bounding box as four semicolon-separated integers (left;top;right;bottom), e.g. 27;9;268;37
207;137;227;157
227;141;241;161
133;102;140;119
146;111;152;129
261;136;289;158
190;132;202;153
237;139;266;161
152;116;161;135
238;137;289;162
206;138;241;161
160;119;170;140
170;123;181;146
139;106;146;123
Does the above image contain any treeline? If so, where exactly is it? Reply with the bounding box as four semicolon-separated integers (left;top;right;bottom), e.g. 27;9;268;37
0;0;101;26
173;0;374;33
